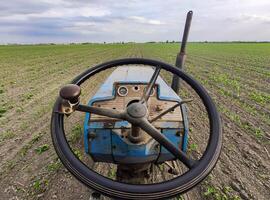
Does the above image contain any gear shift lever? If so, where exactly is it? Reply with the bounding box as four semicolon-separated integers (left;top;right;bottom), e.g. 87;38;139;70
60;84;81;104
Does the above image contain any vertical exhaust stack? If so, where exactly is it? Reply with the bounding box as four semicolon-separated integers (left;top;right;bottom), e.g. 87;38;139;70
171;11;193;93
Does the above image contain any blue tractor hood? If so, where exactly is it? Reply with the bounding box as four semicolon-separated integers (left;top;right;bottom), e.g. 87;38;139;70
91;65;180;102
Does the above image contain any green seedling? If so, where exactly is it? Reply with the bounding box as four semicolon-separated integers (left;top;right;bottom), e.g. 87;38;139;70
0;130;15;142
20;133;43;156
73;149;82;160
108;168;117;179
35;144;49;154
249;91;270;105
47;160;62;172
0;107;7;117
21;93;34;101
70;124;82;143
31;178;49;194
189;143;198;151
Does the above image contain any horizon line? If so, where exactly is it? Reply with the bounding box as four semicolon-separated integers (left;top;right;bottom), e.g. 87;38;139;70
1;41;270;45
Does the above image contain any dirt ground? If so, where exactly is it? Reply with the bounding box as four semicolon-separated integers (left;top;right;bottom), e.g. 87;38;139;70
0;43;269;200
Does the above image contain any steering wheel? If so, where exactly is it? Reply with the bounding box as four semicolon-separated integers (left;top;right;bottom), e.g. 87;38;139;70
51;58;222;199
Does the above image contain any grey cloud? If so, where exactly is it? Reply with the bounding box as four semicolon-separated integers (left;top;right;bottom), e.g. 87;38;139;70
0;0;269;43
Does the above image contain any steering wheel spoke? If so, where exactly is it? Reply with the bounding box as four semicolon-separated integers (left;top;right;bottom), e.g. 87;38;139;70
141;66;161;103
149;99;193;123
76;104;126;120
138;118;196;169
57;84;126;120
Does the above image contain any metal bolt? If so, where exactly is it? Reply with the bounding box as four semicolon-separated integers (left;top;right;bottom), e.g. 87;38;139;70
156;105;163;112
89;132;96;139
175;131;181;136
65;108;70;113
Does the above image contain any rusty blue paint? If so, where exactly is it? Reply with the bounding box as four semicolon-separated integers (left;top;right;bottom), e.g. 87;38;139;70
181;104;189;152
84;66;189;164
89;66;180;102
111;131;159;164
88;129;114;162
156;129;182;163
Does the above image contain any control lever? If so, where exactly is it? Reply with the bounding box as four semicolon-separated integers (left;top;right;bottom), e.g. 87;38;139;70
58;84;81;114
60;84;81;103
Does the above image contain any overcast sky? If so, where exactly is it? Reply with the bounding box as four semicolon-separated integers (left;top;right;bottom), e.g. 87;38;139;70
0;0;270;43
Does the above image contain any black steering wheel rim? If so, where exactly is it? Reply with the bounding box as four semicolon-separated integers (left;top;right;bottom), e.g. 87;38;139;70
51;58;222;199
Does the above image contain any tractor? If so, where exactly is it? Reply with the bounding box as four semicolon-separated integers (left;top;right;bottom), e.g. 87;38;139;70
51;11;222;199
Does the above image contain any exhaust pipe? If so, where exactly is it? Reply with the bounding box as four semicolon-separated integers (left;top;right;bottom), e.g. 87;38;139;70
171;10;193;93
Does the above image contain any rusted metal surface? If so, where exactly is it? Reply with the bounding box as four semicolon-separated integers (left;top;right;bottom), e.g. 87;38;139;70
89;160;196;200
90;84;183;123
149;99;192;123
129;125;143;143
171;10;193;93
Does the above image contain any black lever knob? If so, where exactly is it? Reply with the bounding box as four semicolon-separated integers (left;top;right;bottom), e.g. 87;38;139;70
59;84;81;104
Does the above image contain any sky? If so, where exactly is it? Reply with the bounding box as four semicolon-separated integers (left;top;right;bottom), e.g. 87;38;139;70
0;0;270;44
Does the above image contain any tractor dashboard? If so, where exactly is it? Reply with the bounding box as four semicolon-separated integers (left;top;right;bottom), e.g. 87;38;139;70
90;83;183;128
83;66;189;164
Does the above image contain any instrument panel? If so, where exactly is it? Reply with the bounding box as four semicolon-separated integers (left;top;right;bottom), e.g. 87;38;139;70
90;83;183;123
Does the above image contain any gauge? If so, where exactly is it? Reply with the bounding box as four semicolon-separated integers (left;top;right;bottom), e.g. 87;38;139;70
117;86;128;96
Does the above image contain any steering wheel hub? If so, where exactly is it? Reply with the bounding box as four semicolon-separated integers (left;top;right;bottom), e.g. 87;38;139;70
127;102;147;118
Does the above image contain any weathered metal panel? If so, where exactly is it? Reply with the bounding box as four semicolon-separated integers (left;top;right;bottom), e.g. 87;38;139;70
181;104;189;152
88;129;114;162
111;131;159;164
156;129;183;163
84;65;189;164
90;66;181;101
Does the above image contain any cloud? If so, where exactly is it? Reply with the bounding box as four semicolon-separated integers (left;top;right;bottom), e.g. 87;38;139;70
0;6;111;21
0;0;269;43
129;16;164;25
227;14;270;24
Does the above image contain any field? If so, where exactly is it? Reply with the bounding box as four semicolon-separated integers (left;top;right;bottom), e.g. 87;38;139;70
0;43;269;200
